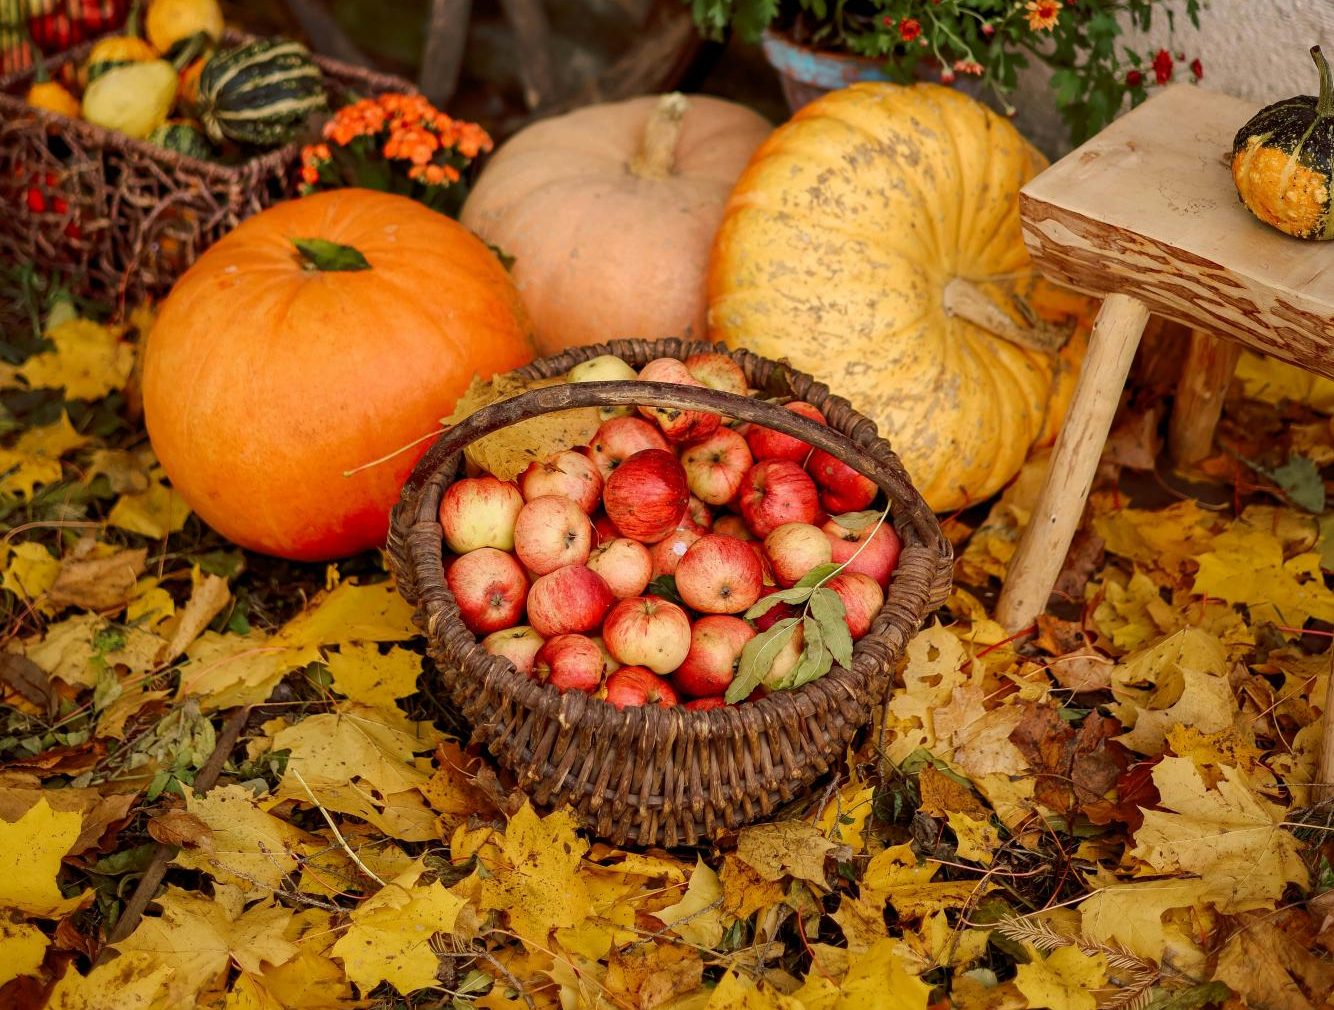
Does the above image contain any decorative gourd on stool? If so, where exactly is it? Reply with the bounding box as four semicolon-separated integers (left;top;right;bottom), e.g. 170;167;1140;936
1232;46;1334;241
707;83;1090;513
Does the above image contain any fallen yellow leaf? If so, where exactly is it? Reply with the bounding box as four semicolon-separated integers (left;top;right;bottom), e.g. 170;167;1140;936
18;318;134;400
656;857;724;947
1012;946;1107;1010
480;802;591;949
108;468;190;539
0;796;87;916
0;918;48;986
326;642;422;710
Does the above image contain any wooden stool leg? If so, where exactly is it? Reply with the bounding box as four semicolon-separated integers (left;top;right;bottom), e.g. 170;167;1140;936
1168;329;1241;467
995;294;1151;632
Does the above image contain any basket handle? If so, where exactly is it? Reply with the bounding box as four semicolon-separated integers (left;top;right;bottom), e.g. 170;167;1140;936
403;380;947;553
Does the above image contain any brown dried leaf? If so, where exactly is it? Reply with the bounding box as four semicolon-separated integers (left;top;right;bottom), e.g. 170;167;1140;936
917;765;989;821
0;651;55;714
445;372;601;481
148;809;213;849
46;543;146;612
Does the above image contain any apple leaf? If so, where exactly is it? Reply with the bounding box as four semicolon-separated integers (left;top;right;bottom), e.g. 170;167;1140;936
647;575;684;607
831;509;885;531
745;585;815;619
787;616;833;689
727;618;798;703
793;563;842;589
809;588;854;668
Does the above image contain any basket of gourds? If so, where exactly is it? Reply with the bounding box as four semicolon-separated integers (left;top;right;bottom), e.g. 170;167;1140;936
0;6;414;306
387;337;953;847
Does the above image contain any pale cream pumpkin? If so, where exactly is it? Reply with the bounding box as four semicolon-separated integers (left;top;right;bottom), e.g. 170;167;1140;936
708;83;1091;512
462;93;771;356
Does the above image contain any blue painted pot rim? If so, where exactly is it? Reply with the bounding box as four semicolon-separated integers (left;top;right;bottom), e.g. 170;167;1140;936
760;28;891;90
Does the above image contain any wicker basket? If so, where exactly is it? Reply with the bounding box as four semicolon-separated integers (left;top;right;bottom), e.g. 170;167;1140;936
387;338;953;847
0;32;414;309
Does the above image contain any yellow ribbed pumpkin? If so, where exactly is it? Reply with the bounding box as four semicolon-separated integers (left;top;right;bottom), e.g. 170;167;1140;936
707;83;1091;512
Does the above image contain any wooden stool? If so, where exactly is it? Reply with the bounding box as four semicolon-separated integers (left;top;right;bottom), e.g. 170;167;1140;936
994;83;1334;634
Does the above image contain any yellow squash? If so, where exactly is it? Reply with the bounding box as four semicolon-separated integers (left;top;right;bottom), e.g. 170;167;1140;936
146;0;223;54
81;59;178;139
26;80;80;117
707;83;1090;512
79;34;158;88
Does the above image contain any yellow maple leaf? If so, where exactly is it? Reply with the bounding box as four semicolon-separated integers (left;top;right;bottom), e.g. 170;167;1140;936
330;861;466;995
172;784;319;898
883;621;974;763
1193;509;1334;628
25;613;165;687
1110;629;1235;755
656;857;724;947
159;571;231;664
2;541;60;602
905;910;991;969
1127;757;1308;911
735;821;835;889
1088;568;1181;653
271;707;433;801
1013;946;1107;1010
178;631;314;711
0;412;88;498
832;892;888;954
114;887;297;1005
45;950;174;1010
0;795;87;917
707;970;804;1009
126;579;176;630
19;318;134;400
279;579;418;648
108;468;190;539
948;811;1000;866
249;909;354;1009
326;643;422;709
861;843;985;919
1091;500;1220;580
0;918;48;986
814;764;876;852
837;939;933;1010
1233;349;1334;412
480;802;591;949
1078;876;1212;970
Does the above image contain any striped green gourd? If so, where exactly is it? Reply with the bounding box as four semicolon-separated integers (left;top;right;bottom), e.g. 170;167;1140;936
196;38;327;146
148;121;215;161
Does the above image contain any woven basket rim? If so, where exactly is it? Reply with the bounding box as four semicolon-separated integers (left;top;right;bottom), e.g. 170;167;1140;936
391;337;952;750
0;28;414;182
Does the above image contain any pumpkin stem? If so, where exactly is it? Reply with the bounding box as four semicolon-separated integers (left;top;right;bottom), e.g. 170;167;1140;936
942;276;1069;354
292;237;372;272
1313;46;1333;118
126;0;143;39
628;93;689;180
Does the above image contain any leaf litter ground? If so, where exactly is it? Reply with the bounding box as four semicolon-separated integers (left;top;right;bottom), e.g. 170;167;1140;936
1;297;1331;1010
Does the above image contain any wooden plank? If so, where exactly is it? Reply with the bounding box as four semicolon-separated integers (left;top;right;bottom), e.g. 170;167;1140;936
1020;84;1334;376
419;0;472;107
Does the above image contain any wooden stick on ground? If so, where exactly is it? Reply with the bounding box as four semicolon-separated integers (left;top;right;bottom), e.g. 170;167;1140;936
1317;650;1334;806
103;706;251;948
1168;329;1242;467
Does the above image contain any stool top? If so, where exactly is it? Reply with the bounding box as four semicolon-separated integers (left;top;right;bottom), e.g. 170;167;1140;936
1020;84;1334;372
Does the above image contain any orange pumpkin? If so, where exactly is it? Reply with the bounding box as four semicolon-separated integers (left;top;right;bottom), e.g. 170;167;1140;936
144;188;535;561
460;93;770;356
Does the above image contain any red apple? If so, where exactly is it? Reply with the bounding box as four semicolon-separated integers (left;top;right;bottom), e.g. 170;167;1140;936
591;511;621;544
685;496;714;532
586;537;653;599
751;591;799;632
518;450;604;514
675;534;764;614
603;448;689;544
685;696;727;712
586;416;669;481
637;358;721;442
526;564;614;637
649;526;702;578
683;352;748;397
806;449;877;513
674;615;756;697
826;572;885;640
764;522;833;588
533;634;605;693
738;460;820;538
439;476;525;553
602;596;692;674
446;547;527;634
604;665;679;708
750;541;777;587
744;402;826;463
713;515;754;541
822;518;902;588
680;427;753;506
480;626;544;676
513;495;593;575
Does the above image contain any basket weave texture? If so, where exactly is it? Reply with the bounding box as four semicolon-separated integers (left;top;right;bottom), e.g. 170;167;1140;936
388;338;953;847
0;32;413;309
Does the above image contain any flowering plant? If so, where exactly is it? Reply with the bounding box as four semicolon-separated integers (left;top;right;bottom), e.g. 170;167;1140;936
299;93;493;216
687;0;1205;145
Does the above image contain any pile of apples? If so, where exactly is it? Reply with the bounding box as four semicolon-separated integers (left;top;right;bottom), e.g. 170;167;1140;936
441;353;901;710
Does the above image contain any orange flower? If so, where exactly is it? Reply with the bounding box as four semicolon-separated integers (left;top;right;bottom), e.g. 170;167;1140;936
408;163;461;186
300;165;319;186
454;122;493;158
384;124;439;165
1025;0;1060;31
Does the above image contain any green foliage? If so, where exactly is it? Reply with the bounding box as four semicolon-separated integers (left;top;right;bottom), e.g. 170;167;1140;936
683;0;1207;145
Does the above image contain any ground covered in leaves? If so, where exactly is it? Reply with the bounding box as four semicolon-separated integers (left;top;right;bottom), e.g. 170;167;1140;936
1;290;1331;1010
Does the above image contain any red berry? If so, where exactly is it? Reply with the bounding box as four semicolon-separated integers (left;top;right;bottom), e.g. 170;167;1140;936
26;188;46;213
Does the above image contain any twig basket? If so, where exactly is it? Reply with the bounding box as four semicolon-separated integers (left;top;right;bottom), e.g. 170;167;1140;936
387;338;953;847
0;32;413;309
